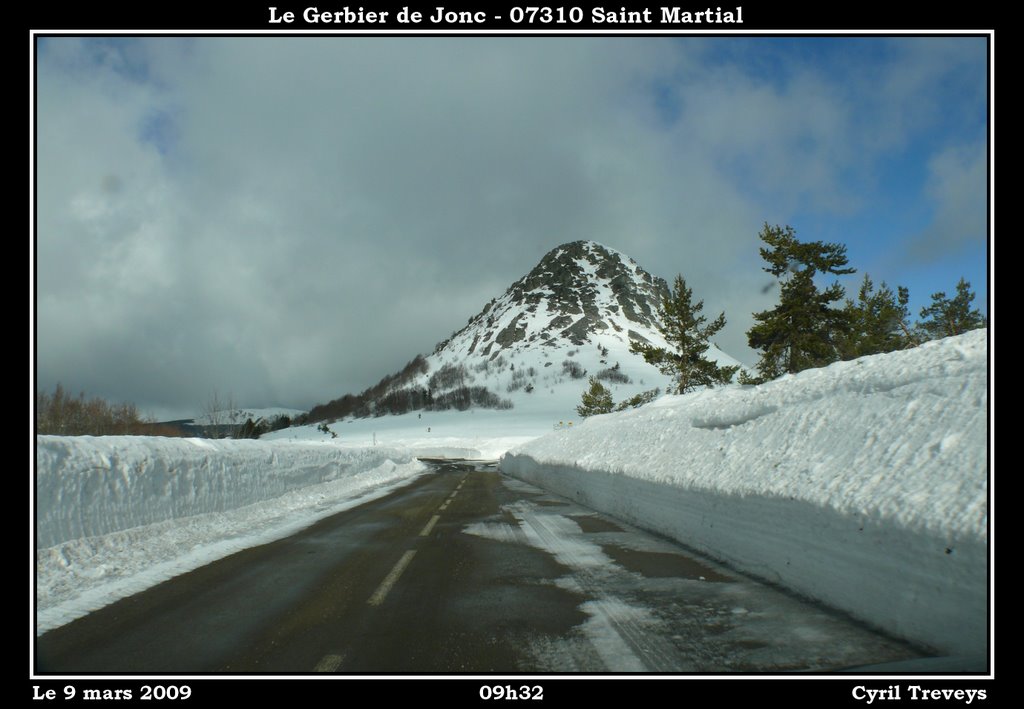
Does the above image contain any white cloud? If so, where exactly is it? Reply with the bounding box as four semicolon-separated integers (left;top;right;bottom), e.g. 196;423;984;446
907;143;987;261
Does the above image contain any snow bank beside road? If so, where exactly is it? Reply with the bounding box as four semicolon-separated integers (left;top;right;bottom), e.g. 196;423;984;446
35;437;426;632
37;436;422;547
502;330;989;658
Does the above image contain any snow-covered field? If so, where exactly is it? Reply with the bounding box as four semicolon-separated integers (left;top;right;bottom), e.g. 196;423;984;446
261;408;554;460
504;329;989;658
35;330;989;663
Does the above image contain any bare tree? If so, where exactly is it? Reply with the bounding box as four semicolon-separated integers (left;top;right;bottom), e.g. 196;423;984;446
203;390;238;438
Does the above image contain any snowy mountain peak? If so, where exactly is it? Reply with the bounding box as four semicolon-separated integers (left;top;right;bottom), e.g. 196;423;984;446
435;240;670;360
307;241;743;422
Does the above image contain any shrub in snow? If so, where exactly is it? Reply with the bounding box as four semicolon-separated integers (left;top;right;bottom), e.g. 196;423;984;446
596;363;631;384
562;359;586;379
429;363;471;392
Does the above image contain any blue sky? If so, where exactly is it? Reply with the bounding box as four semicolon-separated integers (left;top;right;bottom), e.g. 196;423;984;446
34;36;991;417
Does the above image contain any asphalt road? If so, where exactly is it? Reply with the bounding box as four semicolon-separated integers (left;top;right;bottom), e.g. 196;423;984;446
35;462;925;673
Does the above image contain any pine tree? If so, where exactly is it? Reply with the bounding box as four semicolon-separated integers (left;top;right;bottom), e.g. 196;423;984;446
576;377;614;418
630;274;739;394
838;275;916;358
918;278;986;340
746;223;856;382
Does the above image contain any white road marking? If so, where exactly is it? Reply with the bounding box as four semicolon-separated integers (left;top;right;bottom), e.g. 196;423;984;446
367;550;417;606
439;501;449;511
314;653;345;672
419;514;441;537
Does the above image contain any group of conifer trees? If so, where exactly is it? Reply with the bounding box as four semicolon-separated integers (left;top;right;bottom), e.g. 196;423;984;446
737;223;985;385
580;222;986;415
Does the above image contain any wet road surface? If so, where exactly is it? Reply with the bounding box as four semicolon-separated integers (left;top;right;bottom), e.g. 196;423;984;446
36;462;926;673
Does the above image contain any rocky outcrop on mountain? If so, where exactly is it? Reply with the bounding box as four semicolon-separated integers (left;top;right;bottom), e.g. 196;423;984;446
435;241;670;357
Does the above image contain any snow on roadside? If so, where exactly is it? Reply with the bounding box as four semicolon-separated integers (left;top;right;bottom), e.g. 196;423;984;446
502;330;989;658
35;437;427;633
34;330;990;656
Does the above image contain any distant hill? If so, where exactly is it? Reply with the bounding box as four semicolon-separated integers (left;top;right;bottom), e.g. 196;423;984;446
153;407;308;437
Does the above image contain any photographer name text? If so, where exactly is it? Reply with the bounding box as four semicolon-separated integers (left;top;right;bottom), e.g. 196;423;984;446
852;686;987;705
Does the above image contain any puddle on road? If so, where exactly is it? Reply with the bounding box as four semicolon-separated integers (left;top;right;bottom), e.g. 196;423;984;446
601;544;734;582
569;515;624;534
500;476;546;494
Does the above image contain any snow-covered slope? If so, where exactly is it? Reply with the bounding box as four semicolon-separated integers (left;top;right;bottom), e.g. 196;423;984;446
502;329;989;658
428;241;736;402
438;240;679;358
426;241;743;404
